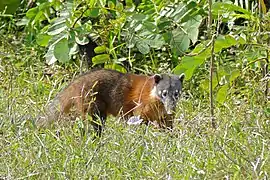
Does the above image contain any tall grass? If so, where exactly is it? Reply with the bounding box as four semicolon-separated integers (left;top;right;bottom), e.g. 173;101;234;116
0;50;269;179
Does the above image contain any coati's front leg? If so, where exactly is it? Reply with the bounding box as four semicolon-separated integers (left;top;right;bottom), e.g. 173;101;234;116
139;102;174;130
91;112;106;138
160;115;174;130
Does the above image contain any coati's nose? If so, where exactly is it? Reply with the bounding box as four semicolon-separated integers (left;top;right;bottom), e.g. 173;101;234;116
164;105;174;115
163;98;176;115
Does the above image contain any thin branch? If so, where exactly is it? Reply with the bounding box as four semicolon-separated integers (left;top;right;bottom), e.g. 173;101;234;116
265;50;269;102
210;35;216;129
72;6;89;28
208;0;216;128
207;0;212;39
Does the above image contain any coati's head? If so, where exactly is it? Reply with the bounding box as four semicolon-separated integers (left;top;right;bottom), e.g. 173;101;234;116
151;73;185;115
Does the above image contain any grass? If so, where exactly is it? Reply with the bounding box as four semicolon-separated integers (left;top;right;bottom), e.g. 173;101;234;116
0;49;269;179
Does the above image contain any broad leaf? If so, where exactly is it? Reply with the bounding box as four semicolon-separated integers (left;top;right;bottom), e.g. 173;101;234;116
216;85;229;104
229;70;240;83
183;15;202;44
144;36;165;49
212;2;252;16
45;45;57;65
54;38;70;63
174;35;246;80
89;8;99;17
158;19;172;31
108;1;115;9
143;21;156;32
215;35;237;53
164;30;189;56
36;34;51;47
136;41;150;54
26;7;39;19
116;2;124;12
75;35;89;45
173;56;205;80
199;73;219;92
132;13;147;21
171;29;190;56
69;43;79;56
47;18;67;36
0;0;20;14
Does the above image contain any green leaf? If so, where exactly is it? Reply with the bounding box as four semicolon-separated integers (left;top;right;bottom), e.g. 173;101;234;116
89;8;99;17
36;34;51;47
144;36;165;48
158;20;172;31
171;29;190;56
116;2;124;12
183;15;202;44
16;17;29;26
104;63;127;73
175;34;247;80
0;0;20;14
33;11;46;26
45;45;57;65
94;46;107;54
75;35;89;45
134;24;143;31
47;18;67;36
89;0;98;7
170;2;187;19
212;2;252;17
215;35;237;53
136;41;150;54
69;43;79;56
216;85;229;104
164;29;190;55
92;54;110;65
54;38;70;63
173;56;205;80
264;108;270;116
199;73;219;92
143;21;156;32
108;1;115;9
132;13;147;21
229;70;240;83
26;7;39;19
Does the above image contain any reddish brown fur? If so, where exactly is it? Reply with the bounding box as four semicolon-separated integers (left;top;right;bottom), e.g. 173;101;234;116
122;74;173;128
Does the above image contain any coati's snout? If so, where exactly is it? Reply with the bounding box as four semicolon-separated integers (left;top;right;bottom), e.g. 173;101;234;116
152;73;185;115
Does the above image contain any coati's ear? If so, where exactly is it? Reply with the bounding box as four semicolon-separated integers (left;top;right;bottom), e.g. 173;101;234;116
179;73;185;83
154;74;162;84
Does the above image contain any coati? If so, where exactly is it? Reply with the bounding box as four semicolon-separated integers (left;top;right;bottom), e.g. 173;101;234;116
36;68;185;136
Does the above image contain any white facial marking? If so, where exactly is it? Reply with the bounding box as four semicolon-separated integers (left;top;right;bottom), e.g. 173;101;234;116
150;86;157;98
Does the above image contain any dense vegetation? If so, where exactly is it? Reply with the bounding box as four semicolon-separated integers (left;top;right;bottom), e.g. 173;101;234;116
0;0;269;179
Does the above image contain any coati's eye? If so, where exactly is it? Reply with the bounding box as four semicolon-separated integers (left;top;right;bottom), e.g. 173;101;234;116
174;90;179;99
162;90;167;98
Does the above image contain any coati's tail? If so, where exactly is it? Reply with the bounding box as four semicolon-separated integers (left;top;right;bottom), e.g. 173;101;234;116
35;97;62;128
